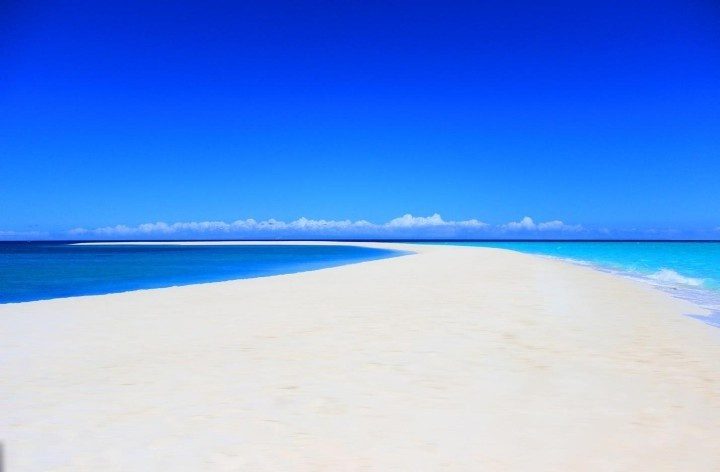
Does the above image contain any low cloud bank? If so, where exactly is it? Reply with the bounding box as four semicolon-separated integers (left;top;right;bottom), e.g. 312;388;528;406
67;214;582;239
5;217;718;240
0;230;48;239
502;216;582;232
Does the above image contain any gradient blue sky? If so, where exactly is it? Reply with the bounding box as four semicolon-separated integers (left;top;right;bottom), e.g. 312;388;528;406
2;0;719;239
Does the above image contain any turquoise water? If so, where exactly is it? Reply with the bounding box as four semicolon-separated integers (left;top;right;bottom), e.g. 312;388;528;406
0;243;404;304
430;241;720;326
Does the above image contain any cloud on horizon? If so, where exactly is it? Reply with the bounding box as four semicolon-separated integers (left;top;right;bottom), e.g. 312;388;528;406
0;230;48;239
501;216;583;232
4;215;717;240
66;214;583;239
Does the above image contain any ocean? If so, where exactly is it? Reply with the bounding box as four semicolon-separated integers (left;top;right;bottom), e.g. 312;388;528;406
0;242;404;304
430;241;720;326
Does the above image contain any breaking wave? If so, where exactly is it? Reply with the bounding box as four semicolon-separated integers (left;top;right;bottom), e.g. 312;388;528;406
647;268;704;287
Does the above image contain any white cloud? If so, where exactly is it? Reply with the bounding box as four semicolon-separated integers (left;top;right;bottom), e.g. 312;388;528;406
502;216;582;232
386;213;444;228
65;214;592;238
504;216;536;230
68;213;490;238
0;229;47;239
385;213;487;229
538;220;582;231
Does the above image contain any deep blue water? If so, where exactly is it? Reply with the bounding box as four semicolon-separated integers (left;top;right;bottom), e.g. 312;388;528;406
430;241;720;326
0;243;405;304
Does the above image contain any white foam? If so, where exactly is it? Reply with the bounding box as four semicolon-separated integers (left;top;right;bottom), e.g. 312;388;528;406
647;268;704;287
528;254;718;328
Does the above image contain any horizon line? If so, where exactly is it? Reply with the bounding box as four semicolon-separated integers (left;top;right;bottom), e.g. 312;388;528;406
3;239;720;243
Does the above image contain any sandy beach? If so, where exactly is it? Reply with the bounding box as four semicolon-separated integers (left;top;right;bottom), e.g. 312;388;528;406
1;242;719;471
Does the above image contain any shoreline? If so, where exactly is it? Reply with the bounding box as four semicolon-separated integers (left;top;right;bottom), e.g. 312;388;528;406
506;252;720;328
0;242;410;306
2;242;720;470
74;240;720;326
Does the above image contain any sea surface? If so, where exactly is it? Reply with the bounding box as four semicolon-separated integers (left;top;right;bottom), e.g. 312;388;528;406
0;242;404;304
432;241;720;326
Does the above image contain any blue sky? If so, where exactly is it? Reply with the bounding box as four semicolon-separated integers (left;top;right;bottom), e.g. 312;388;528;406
1;0;719;239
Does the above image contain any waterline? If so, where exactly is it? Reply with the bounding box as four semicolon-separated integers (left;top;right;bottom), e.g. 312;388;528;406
0;242;406;304
427;241;720;327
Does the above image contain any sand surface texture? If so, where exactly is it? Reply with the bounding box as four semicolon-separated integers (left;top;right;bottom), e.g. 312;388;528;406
2;242;719;471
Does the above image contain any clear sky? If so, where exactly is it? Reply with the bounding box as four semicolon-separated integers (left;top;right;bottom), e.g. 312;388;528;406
2;0;719;239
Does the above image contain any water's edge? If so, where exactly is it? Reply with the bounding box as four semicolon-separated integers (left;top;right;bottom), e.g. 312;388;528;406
0;243;411;305
430;241;720;328
537;254;720;327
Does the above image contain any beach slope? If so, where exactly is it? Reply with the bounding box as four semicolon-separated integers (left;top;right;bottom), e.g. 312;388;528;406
1;242;719;470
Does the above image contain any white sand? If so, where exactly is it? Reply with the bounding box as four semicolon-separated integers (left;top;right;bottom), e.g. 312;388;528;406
1;242;719;471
